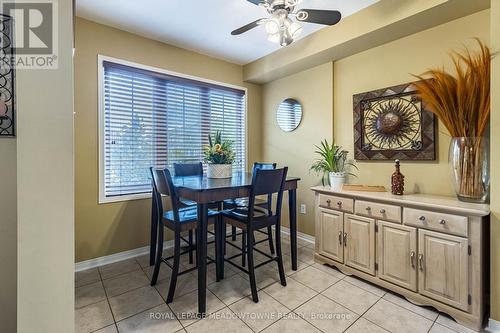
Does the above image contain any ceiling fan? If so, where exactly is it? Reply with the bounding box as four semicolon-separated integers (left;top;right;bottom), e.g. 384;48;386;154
231;0;342;47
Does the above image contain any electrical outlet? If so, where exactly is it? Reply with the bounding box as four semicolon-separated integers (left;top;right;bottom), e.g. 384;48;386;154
300;204;306;214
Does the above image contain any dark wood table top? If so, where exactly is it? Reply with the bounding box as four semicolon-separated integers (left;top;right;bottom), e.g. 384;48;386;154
172;171;300;203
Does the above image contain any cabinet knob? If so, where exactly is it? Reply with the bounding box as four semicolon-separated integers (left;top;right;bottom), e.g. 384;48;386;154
418;215;426;221
326;199;331;205
379;209;386;214
337;201;342;207
366;207;372;211
439;219;446;225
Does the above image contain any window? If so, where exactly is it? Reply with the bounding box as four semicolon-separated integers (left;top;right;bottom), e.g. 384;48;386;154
98;56;246;203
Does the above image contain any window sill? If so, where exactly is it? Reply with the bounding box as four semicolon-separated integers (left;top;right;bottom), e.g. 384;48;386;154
99;192;151;204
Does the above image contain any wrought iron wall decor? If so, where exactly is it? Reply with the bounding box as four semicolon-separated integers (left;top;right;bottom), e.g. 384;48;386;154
0;14;15;137
353;82;436;161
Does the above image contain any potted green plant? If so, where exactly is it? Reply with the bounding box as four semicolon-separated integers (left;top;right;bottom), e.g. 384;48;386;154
310;139;357;191
204;130;235;178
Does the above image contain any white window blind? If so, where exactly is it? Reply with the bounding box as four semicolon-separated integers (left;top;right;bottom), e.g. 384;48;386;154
102;60;246;199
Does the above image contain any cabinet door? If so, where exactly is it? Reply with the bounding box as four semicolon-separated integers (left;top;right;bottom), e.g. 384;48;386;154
377;221;417;291
318;209;344;263
418;229;469;311
344;214;375;275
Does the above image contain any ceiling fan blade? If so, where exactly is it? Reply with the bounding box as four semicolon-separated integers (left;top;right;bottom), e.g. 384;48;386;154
246;0;262;5
231;19;263;35
296;9;342;25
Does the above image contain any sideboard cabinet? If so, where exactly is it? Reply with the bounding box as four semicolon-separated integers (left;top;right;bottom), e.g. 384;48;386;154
312;187;489;331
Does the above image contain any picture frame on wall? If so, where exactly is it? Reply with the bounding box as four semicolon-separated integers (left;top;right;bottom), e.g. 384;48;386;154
353;82;436;161
0;14;15;137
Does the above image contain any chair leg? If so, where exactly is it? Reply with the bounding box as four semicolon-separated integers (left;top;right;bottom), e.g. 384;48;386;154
223;221;227;255
188;230;194;265
150;225;164;286
231;226;237;241
166;229;181;303
275;223;287;287
247;229;259;303
267;226;275;254
215;218;222;282
241;230;246;267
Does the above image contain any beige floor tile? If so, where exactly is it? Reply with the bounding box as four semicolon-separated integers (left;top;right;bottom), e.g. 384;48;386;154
383;292;438;321
282;255;310;276
229;292;290;332
345;318;389;333
322;280;380;315
263;279;317;310
155;272;198;300
143;264;173;283
75;300;114;333
99;258;142;280
75;268;100;288
296;246;315;264
240;264;282;289
343;275;386;297
363;299;433;333
116;303;183;333
311;262;346;279
109;286;164;321
103;269;150;297
185;308;252;333
436;314;479;333
294;294;358;333
169;290;225;327
208;274;251;305
136;254;153;269
289;266;339;292
94;325;118;333
260;312;322;333
75;281;107;309
430;323;459;333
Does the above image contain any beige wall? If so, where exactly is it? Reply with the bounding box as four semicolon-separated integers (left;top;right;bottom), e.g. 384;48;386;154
75;18;262;262
16;0;75;331
0;140;16;332
490;1;500;324
261;10;490;237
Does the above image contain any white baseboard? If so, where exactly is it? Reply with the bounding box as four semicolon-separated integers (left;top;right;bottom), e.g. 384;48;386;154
486;319;500;333
75;228;315;272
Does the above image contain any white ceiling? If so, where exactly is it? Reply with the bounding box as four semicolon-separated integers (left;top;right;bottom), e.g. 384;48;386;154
76;0;378;65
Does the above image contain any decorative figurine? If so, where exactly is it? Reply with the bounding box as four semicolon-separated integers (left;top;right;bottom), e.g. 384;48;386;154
391;159;405;195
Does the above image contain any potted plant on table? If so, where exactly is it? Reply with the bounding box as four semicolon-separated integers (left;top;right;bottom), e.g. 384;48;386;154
413;39;490;203
310;139;357;191
204;130;235;179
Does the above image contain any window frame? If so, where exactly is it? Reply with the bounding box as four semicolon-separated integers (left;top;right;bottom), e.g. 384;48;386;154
97;55;248;204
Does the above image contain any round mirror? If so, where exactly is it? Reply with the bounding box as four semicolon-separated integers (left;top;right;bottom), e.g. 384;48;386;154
276;98;303;132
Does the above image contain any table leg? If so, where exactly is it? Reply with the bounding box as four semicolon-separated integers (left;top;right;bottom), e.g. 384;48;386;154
196;203;208;315
150;190;158;266
288;189;298;271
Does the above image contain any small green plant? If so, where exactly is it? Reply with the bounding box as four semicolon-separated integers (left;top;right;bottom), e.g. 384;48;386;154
204;130;235;164
310;139;357;185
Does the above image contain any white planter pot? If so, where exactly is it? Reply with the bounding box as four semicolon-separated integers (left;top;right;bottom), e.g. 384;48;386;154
207;164;233;179
329;172;346;191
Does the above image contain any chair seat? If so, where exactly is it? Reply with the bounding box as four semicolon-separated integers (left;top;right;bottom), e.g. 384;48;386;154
180;199;221;210
223;197;268;208
163;207;219;224
221;207;275;230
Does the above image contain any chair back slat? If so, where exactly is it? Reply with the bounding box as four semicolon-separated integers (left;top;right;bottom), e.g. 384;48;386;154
253;162;277;209
248;167;288;221
173;162;203;176
150;167;181;222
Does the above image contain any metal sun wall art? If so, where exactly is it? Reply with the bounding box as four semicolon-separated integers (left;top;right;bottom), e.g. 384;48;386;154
0;14;15;137
353;82;436;161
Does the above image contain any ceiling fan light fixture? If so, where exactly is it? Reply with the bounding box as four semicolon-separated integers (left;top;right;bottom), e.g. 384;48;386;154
265;17;280;34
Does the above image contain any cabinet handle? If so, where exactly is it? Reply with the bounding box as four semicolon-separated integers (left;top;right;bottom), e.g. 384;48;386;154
326;199;331;205
366;207;372;211
337;201;343;207
438;219;446;225
338;231;343;245
418;254;424;271
343;232;348;247
418;215;426;222
410;251;415;268
379;209;386;214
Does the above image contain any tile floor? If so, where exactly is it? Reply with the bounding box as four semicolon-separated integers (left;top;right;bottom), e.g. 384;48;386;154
75;233;484;333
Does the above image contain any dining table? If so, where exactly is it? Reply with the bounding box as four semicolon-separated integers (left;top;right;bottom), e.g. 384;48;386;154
149;171;300;314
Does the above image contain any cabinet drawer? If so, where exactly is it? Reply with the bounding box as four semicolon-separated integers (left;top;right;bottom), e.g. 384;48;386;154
319;194;353;213
404;208;468;237
355;200;401;223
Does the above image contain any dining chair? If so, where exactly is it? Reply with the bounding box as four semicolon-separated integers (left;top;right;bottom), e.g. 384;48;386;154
224;162;277;262
149;167;222;303
220;167;288;303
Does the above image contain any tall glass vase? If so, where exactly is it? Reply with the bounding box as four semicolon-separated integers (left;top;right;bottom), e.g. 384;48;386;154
449;137;490;203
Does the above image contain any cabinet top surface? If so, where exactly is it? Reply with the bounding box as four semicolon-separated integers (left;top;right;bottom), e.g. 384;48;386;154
311;186;490;216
